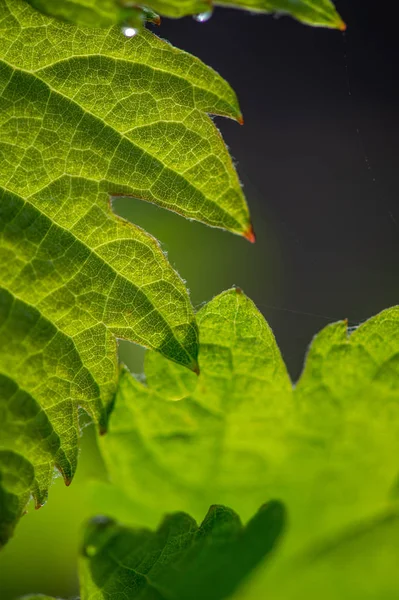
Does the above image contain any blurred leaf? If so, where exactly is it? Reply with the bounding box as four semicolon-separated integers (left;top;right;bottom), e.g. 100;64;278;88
264;506;399;600
20;597;55;600
99;288;399;596
80;502;285;600
139;0;212;18
144;346;198;400
0;0;251;545
24;0;153;28
98;288;291;524
147;0;345;30
21;501;285;600
215;0;345;30
23;0;345;29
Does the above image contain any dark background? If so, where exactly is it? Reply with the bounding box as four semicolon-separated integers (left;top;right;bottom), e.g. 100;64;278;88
141;0;398;381
1;2;398;597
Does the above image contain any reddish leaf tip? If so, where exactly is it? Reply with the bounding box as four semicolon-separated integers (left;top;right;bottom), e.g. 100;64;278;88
339;20;347;31
243;224;256;243
238;114;244;125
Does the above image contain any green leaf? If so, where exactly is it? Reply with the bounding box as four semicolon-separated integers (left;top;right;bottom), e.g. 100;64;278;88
98;288;399;596
23;0;345;30
19;597;55;600
97;288;291;524
148;0;345;30
214;0;346;30
24;501;285;600
0;0;250;545
138;0;212;19
25;0;161;28
82;502;285;600
263;506;399;600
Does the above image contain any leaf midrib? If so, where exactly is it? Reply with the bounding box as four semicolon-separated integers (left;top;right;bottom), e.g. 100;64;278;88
34;55;239;121
0;289;103;405
4;0;235;110
0;58;243;233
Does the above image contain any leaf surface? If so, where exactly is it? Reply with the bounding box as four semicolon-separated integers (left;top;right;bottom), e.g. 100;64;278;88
25;0;345;29
25;0;146;27
81;502;284;600
214;0;345;29
263;506;399;600
0;0;249;544
98;288;399;596
23;501;285;600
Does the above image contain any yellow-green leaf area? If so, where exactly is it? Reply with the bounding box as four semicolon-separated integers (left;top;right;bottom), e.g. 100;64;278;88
24;0;141;27
143;0;344;29
82;502;284;600
0;0;250;546
25;0;209;24
22;0;345;30
259;506;399;600
0;0;248;234
99;289;399;597
215;0;345;30
23;501;285;600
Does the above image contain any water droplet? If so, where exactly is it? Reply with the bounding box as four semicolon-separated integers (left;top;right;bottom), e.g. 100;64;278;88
193;10;213;23
121;26;138;38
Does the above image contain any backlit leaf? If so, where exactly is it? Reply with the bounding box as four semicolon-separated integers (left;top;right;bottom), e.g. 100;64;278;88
21;501;285;600
80;502;285;600
261;506;399;600
98;288;399;596
215;0;345;30
24;0;345;30
24;0;151;27
0;0;249;544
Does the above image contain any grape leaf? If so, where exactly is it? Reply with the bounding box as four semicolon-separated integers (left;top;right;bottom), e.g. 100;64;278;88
23;501;285;600
0;0;250;545
98;288;399;596
23;0;345;30
214;0;345;30
19;597;54;600
261;506;399;600
25;0;161;28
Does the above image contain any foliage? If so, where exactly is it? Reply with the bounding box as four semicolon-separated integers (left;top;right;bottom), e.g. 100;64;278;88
21;502;284;599
0;0;251;545
215;0;345;29
72;501;283;600
259;506;399;600
2;0;396;598
25;0;345;29
95;288;399;597
25;0;161;28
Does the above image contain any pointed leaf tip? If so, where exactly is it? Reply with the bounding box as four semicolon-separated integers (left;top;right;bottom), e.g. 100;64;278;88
238;114;244;125
244;224;256;243
151;14;162;26
189;357;200;375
